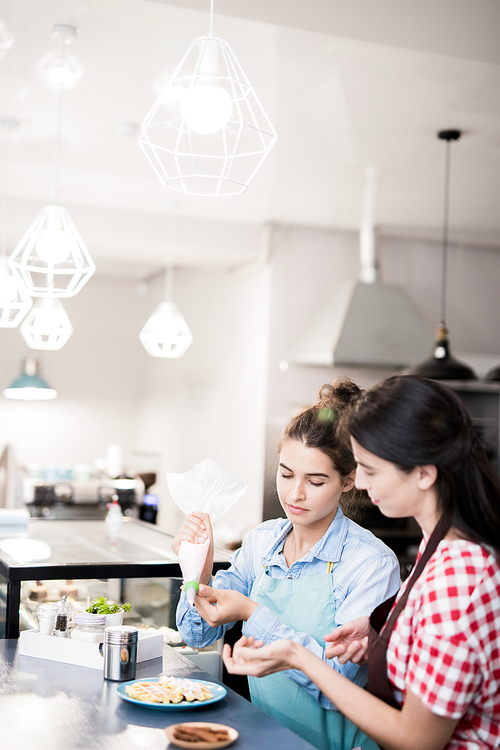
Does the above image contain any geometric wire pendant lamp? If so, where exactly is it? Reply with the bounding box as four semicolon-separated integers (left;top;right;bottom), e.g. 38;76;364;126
20;296;73;350
409;130;477;381
140;300;193;358
139;0;277;197
9;205;95;297
139;215;193;358
9;25;94;298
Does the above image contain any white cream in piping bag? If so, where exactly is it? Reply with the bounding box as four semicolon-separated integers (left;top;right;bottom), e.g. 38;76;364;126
177;538;210;605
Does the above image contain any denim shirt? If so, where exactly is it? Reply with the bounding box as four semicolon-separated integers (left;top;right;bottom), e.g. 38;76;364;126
176;507;401;709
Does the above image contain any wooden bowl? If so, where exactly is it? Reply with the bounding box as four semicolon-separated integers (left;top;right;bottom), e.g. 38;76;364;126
165;722;239;749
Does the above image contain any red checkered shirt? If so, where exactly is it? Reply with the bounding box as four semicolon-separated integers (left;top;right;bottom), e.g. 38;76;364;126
385;537;500;749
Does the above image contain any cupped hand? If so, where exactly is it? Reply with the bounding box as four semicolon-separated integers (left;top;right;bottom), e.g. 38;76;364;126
194;585;258;626
222;636;298;677
324;616;370;665
171;512;214;585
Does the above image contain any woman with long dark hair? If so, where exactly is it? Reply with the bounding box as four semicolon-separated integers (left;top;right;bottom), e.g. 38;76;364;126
223;375;500;750
173;378;400;750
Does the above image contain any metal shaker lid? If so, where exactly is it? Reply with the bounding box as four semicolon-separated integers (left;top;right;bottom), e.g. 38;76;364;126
104;625;138;643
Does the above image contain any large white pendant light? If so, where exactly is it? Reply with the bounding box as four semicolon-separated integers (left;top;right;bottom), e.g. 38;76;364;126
409;130;476;381
3;358;57;400
20;297;73;351
9;25;94;298
0;19;14;61
139;0;277;197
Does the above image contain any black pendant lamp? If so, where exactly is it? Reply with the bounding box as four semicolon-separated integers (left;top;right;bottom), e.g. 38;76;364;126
484;363;500;382
409;130;477;381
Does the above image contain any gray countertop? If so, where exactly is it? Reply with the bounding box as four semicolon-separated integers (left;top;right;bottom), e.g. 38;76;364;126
0;640;317;750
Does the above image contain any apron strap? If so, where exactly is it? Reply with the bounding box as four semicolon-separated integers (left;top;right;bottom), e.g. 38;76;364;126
367;515;451;715
380;514;451;639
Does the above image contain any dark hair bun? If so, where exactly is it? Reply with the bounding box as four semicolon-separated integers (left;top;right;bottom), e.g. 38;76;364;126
317;378;362;411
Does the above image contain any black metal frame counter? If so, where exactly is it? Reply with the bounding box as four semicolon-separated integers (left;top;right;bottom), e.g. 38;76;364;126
0;518;231;638
0;640;317;750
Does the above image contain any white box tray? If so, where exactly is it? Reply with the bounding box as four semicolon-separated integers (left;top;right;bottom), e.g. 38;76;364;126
19;628;163;669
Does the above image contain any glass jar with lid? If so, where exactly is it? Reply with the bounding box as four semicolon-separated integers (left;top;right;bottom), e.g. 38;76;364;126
36;602;57;636
70;613;106;643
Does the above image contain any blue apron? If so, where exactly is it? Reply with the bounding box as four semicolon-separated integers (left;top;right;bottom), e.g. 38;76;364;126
245;562;379;750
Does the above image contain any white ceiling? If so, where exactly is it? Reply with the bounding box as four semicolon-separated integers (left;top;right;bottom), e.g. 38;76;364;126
1;0;499;280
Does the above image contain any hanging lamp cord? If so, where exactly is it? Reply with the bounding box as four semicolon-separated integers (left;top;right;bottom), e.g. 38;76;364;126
438;129;461;328
209;0;214;36
164;204;175;303
53;38;66;206
440;138;451;327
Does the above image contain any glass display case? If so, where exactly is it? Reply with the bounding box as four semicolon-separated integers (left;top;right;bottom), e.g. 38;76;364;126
0;517;231;640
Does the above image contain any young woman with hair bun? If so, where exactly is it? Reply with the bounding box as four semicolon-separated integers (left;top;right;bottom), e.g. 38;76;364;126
173;378;400;750
222;375;500;750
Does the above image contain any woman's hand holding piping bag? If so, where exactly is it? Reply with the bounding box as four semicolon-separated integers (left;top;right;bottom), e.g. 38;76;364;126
171;511;214;586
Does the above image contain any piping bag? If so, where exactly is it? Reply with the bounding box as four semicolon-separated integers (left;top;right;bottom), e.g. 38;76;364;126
167;459;249;606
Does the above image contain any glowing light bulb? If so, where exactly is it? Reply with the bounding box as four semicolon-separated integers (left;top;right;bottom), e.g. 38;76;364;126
33;307;64;334
180;83;232;134
48;65;74;88
36;231;76;264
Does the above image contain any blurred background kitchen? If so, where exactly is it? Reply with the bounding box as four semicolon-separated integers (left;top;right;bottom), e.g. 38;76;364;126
1;0;500;560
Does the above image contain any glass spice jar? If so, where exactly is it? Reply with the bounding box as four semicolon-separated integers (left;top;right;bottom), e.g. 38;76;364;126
70;614;106;643
54;595;72;637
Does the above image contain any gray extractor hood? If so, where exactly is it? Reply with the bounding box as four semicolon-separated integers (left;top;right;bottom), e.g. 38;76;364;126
287;169;433;369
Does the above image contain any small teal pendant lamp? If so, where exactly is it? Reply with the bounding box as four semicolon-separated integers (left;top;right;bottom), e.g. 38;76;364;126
3;357;57;400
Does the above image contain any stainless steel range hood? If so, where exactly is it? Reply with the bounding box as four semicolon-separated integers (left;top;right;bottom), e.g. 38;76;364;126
287;169;433;369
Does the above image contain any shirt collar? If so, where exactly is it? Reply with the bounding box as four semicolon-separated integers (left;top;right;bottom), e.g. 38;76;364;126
262;506;349;566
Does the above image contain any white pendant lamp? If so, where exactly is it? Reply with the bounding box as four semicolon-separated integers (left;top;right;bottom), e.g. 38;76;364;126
9;205;95;297
139;0;277;197
3;358;57;400
0;19;14;61
9;25;94;298
36;25;85;92
20;297;73;351
140;214;193;358
140;300;193;358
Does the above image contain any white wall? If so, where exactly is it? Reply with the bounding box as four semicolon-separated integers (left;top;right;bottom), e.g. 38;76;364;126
0;261;271;546
0;277;148;468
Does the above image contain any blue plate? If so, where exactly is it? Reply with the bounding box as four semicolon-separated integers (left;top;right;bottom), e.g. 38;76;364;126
116;678;227;711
